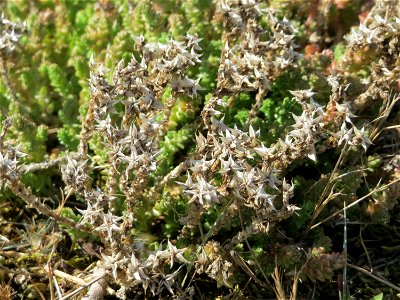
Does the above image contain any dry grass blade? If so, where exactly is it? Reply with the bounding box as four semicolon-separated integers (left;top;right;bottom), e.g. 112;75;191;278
272;257;286;300
369;94;400;142
342;200;348;300
290;267;303;300
229;250;270;289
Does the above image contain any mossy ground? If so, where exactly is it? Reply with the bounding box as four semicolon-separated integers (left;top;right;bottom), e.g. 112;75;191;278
0;1;399;299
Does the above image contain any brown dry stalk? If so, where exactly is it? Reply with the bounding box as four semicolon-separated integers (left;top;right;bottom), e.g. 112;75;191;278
310;178;400;230
347;263;400;292
5;178;77;227
272;257;286;300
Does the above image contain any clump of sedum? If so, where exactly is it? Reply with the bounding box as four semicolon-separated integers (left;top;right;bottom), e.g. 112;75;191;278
0;0;399;299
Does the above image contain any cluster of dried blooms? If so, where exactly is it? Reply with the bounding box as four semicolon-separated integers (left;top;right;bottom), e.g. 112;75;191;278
63;32;204;297
0;14;25;57
1;0;400;298
215;0;300;123
0;16;204;296
0;15;25;113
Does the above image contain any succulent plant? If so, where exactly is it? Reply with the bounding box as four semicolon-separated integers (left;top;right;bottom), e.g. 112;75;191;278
0;0;399;299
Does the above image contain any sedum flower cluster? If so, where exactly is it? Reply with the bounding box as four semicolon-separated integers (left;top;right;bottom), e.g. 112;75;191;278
0;0;399;299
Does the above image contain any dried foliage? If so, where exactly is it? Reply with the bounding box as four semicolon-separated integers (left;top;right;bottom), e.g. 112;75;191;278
0;0;400;299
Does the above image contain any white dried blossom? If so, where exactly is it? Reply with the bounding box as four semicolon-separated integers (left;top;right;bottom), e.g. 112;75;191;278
94;212;123;241
190;156;215;173
61;155;89;192
96;114;115;136
205;256;233;286
0;14;24;55
160;240;189;268
327;75;340;92
132;33;145;45
89;68;112;93
235;170;257;192
254;185;276;209
352;126;372;151
195;132;208;152
374;14;388;26
217;1;299;96
156;268;181;295
220;155;241;174
282;179;295;206
0;152;19;181
170;76;202;96
185;33;202;51
334;101;356;124
210;116;229;132
179;173;220;206
143;42;168;59
128;254;150;284
336;122;353;146
76;201;103;225
143;250;162;270
254;143;274;158
101;251;123;280
289;89;316;102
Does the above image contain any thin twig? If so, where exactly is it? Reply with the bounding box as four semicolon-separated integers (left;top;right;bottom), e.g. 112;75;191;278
302;142;350;237
61;275;108;300
342;200;348;299
5;178;77;227
0;118;12;148
31;284;47;300
53;276;63;300
20;156;69;173
238;210;272;287
347;263;400;292
310;178;400;230
47;242;58;300
383;124;400;130
369;94;399;142
229;250;270;289
44;265;87;286
359;225;373;271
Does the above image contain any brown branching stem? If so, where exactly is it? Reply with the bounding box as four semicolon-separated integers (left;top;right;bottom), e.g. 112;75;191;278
5;177;77;227
245;87;269;129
